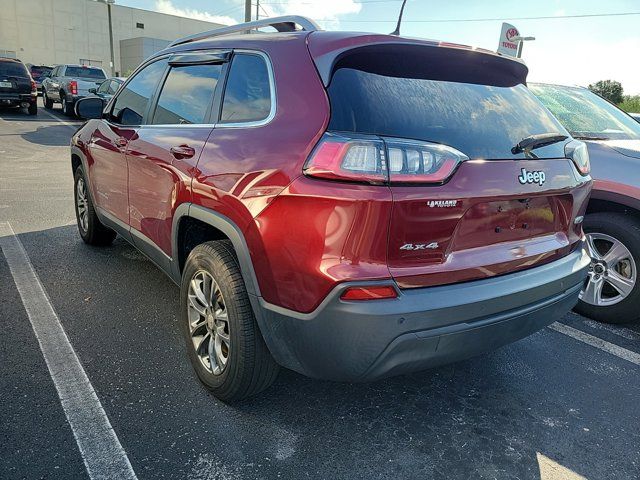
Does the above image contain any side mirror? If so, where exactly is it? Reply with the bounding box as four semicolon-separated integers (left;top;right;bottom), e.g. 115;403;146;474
75;97;105;119
88;88;97;94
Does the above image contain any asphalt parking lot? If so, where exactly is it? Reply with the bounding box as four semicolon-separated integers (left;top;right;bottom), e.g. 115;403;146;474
1;99;639;480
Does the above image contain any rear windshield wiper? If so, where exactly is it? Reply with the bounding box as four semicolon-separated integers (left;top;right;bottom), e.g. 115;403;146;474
511;133;568;154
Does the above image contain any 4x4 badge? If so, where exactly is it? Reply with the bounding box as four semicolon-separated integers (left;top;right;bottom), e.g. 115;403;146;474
517;168;546;186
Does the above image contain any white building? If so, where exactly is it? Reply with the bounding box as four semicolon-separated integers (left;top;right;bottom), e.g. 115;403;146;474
0;0;225;75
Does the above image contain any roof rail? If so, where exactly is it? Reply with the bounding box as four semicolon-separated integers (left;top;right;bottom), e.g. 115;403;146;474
169;15;321;47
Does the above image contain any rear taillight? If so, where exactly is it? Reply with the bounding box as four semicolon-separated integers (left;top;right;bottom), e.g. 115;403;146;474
69;80;78;95
385;138;468;184
565;140;590;176
304;133;468;185
30;79;36;93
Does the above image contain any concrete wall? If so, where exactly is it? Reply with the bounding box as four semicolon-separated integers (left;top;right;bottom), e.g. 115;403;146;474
0;0;223;75
119;37;170;75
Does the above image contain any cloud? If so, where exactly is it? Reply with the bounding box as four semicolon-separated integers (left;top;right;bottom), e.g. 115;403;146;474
257;0;362;29
154;0;237;26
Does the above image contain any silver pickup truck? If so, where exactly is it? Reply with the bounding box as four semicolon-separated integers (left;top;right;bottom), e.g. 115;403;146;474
42;64;107;116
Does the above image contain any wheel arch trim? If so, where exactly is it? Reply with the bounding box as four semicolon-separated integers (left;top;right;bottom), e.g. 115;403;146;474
591;181;640;213
172;203;262;297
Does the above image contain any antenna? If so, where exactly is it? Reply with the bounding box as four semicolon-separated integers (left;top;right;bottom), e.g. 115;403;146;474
390;0;408;36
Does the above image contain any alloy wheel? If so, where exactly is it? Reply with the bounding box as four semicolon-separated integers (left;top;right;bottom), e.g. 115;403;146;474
187;270;230;375
581;232;636;306
76;177;89;233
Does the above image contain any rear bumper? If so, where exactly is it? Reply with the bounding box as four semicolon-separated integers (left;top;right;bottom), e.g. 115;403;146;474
254;245;590;381
0;93;35;104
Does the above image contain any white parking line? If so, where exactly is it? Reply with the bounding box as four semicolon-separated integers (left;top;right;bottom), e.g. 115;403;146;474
0;222;138;480
549;322;640;366
582;318;640;341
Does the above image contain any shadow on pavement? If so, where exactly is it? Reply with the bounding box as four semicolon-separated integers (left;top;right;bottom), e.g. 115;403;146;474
20;124;78;146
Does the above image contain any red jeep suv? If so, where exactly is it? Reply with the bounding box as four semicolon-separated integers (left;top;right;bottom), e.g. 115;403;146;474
72;16;592;402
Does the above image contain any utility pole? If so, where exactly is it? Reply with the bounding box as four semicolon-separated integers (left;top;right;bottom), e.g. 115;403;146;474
244;0;252;22
106;0;116;76
256;0;260;20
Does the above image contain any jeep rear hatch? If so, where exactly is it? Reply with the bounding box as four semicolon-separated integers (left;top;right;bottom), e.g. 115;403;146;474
307;36;590;288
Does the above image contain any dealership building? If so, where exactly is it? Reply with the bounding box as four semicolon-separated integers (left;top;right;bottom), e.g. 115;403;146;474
0;0;224;75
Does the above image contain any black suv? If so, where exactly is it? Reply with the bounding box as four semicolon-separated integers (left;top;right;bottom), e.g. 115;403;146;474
0;58;37;115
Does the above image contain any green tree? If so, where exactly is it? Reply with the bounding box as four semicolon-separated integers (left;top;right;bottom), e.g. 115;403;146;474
618;95;640;113
588;80;624;104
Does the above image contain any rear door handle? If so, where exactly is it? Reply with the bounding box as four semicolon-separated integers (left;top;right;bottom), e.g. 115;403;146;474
170;145;196;159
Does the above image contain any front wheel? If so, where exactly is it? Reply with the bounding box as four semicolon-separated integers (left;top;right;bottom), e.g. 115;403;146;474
574;212;640;324
73;166;116;246
180;240;279;402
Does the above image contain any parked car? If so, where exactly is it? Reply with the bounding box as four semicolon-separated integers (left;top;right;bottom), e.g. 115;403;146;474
531;83;640;324
87;77;125;102
25;64;52;94
630;112;640;123
72;16;592;401
0;57;37;115
42;64;107;115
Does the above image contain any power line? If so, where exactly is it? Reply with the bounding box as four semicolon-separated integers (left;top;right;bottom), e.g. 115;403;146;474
261;0;401;4
311;11;640;23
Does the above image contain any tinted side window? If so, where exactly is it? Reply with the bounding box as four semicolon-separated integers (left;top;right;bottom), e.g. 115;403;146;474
152;63;222;125
108;81;119;95
97;80;110;93
111;59;168;126
220;54;271;124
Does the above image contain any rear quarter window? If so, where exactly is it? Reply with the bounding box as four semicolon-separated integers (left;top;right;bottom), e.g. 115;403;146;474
220;54;271;124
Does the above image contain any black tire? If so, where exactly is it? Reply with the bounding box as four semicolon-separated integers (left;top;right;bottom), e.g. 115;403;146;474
73;166;116;246
27;102;37;115
180;240;279;402
43;91;53;109
574;212;640;324
61;94;74;116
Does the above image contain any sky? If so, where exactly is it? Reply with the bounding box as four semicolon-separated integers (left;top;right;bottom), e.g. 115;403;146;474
116;0;640;95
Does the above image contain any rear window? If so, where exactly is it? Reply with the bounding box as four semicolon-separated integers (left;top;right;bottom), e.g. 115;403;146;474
328;67;569;160
64;66;106;79
30;66;51;78
0;61;29;77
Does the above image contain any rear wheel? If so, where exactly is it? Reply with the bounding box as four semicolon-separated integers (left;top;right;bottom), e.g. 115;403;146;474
27;102;37;115
181;240;279;402
574;213;640;324
73;166;116;246
43;91;53;109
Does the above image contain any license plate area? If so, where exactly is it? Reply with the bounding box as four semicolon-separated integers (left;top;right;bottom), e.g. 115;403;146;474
453;197;559;250
0;81;13;88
